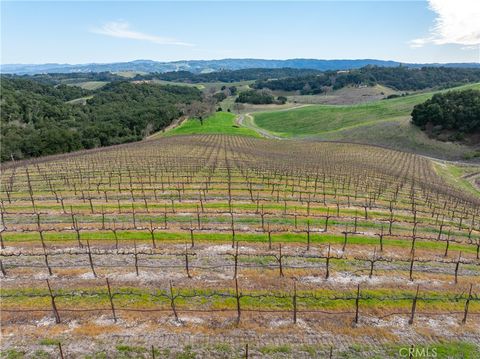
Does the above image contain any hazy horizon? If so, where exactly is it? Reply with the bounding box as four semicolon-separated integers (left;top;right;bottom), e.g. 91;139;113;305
2;56;480;66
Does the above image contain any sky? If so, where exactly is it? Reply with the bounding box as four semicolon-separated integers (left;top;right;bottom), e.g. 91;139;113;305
1;0;479;64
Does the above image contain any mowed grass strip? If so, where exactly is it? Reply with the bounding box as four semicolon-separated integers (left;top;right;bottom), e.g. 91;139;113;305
2;287;476;312
3;230;478;254
164;112;260;137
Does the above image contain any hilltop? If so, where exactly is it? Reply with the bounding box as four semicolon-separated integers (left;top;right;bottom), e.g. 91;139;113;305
2;58;480;75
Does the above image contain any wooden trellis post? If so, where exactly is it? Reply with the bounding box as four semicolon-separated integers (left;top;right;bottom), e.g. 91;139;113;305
325;244;331;279
185;243;192;279
454;252;462;284
293;279;297;324
37;213;53;276
462;284;473;324
133;240;139;276
86;239;97;278
88;197;94;214
233;241;239;280
46;279;61;324
410;222;417;254
408;285;420;325
231;212;236;249
409;249;415;282
57;342;65;359
106;278;117;323
190;228;195;248
354;284;360;324
40;231;53;276
235;278;241;324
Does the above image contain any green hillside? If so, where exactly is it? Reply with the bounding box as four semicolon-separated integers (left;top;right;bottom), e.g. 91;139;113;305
163;112;260;137
253;83;480;159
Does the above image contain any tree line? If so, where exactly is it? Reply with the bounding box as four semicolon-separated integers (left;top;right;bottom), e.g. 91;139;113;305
235;89;287;105
0;77;203;161
253;66;480;94
133;68;322;83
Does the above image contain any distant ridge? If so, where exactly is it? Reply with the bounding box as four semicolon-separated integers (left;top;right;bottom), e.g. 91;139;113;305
2;58;480;75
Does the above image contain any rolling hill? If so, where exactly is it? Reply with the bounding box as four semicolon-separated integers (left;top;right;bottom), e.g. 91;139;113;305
253;83;480;160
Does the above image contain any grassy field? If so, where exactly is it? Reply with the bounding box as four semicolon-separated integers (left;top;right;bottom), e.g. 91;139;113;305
113;71;148;78
162;112;260;137
433;162;480;197
253;83;480;160
70;81;109;90
65;95;94;105
287;84;399;105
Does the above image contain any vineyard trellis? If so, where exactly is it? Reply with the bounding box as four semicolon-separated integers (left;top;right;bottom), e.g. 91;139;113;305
1;135;480;355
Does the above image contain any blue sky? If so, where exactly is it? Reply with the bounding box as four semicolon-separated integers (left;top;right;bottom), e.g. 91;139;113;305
1;1;479;64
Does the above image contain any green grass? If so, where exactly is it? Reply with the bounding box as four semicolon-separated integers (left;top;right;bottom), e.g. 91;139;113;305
164;112;260;137
253;83;480;160
3;286;476;313
255;83;480;137
70;81;109;90
434;162;480;197
260;345;292;355
39;338;61;346
3;229;478;254
0;350;25;359
66;95;94;105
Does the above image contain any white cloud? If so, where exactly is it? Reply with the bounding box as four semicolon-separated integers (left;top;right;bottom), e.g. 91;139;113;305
410;0;480;48
91;21;193;46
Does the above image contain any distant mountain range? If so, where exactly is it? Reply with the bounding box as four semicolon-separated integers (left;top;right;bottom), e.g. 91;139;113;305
2;58;480;75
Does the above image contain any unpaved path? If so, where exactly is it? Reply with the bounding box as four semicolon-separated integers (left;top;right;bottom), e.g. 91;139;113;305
236;104;312;140
237;114;282;140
